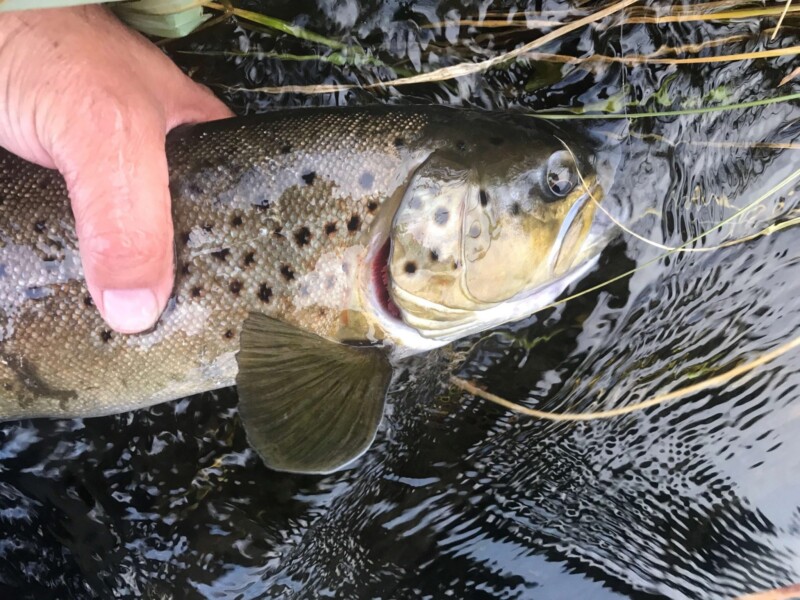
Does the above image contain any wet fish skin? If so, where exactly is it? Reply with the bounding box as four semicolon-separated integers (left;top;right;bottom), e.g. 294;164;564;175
0;105;601;424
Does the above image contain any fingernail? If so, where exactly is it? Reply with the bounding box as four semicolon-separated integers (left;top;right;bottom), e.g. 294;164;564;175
102;288;160;333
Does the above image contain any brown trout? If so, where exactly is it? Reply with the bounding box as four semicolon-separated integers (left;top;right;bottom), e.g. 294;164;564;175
0;106;617;473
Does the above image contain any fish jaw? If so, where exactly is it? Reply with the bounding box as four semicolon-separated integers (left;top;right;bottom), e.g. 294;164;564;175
395;256;600;343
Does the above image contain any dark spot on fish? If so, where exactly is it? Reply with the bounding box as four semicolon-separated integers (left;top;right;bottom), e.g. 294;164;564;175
181;231;191;246
273;226;285;240
187;182;203;196
258;284;273;303
294;226;312;246
347;215;361;232
405;261;417;274
211;249;230;262
191;286;203;298
318;308;327;318
367;201;378;213
280;265;295;281
325;222;337;236
202;223;213;233
479;189;489;207
301;171;316;186
281;144;292;154
254;200;271;211
434;207;449;225
230;214;243;227
47;240;63;251
394;137;405;148
180;264;191;276
224;329;234;339
430;250;439;262
243;252;256;267
84;295;93;307
359;172;375;190
511;202;521;216
452;260;460;269
456;140;467;152
489;136;505;146
229;280;242;295
100;330;112;343
34;220;46;233
197;158;215;171
42;255;58;263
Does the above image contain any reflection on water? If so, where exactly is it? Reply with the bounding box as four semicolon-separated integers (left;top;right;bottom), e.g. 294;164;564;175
1;1;800;598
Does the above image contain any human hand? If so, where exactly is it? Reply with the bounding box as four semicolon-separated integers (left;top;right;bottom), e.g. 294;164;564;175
0;5;233;333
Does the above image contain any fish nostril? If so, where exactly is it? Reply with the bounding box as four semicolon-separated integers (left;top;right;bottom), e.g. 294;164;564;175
404;261;417;274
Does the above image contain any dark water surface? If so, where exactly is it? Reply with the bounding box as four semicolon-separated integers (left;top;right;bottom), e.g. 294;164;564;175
2;1;800;598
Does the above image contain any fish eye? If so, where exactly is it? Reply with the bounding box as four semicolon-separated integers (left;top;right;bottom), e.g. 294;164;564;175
544;150;577;199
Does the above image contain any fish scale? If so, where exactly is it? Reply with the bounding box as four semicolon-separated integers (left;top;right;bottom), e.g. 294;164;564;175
0;107;431;419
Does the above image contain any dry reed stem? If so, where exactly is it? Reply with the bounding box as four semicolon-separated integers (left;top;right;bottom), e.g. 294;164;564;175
227;0;637;94
736;583;800;600
771;0;793;39
779;65;800;85
359;0;637;88
623;4;800;24
451;332;800;421
539;45;800;65
422;18;560;29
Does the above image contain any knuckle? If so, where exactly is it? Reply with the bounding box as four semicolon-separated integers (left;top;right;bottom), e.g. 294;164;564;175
80;226;172;273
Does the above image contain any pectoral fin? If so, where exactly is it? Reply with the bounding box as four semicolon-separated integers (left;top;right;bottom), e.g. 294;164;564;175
235;313;392;475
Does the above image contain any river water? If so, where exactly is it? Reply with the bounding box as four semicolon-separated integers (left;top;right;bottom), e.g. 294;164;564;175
1;1;799;598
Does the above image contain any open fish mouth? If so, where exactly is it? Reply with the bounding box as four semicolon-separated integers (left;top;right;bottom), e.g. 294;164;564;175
371;239;401;320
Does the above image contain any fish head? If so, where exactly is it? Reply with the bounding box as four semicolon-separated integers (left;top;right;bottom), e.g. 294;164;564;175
366;120;619;350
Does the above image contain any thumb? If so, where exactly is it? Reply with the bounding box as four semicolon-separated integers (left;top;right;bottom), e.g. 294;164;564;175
53;104;174;334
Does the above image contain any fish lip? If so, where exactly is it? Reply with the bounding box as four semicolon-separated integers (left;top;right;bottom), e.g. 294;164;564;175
547;182;598;273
